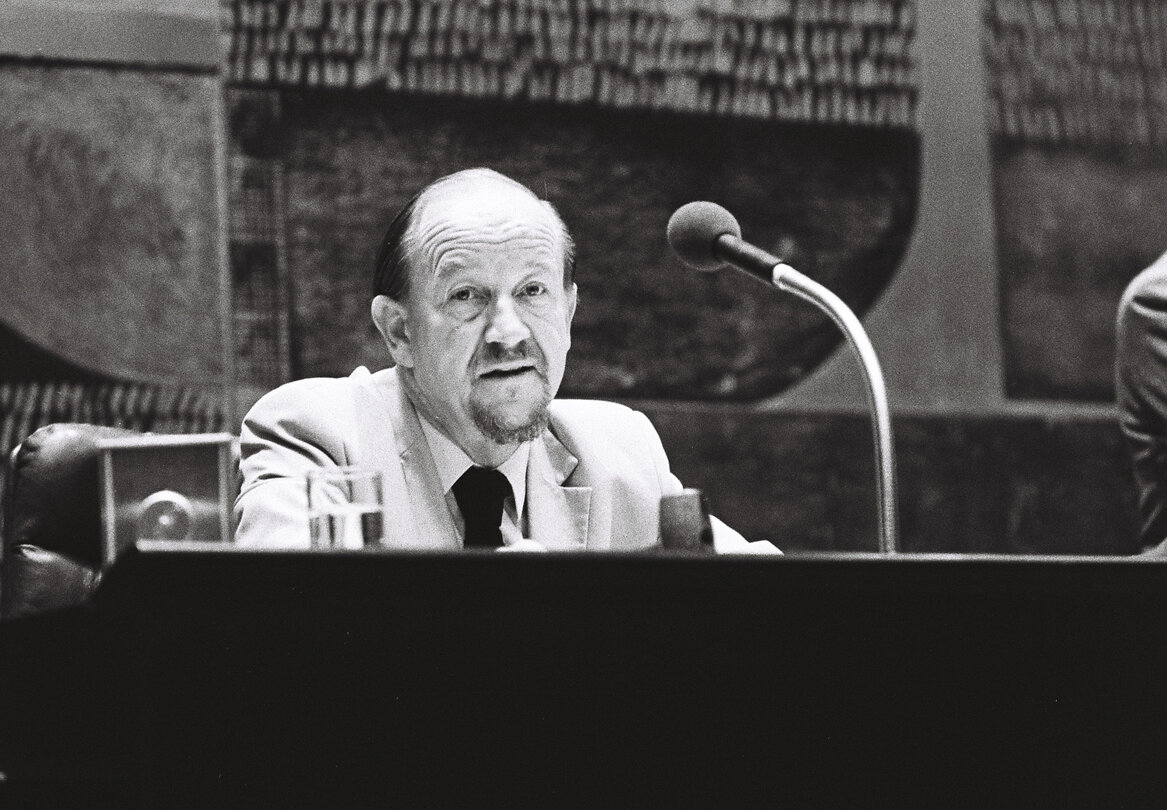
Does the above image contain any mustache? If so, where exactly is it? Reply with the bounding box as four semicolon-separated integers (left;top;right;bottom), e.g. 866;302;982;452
474;340;547;375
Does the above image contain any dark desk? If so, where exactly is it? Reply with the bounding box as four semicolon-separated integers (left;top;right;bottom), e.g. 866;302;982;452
5;544;1167;806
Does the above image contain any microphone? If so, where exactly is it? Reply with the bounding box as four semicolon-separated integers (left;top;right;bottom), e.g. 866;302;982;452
667;202;899;554
667;201;820;305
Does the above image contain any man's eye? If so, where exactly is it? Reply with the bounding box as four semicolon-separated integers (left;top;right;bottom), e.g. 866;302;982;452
450;288;478;302
522;283;547;296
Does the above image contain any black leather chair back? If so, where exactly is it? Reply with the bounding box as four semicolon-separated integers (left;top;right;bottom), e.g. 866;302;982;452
1;423;136;620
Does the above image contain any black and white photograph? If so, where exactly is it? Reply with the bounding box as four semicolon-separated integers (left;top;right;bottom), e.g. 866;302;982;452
2;0;1167;805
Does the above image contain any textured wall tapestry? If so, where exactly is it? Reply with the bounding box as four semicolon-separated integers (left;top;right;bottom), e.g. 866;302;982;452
226;0;922;399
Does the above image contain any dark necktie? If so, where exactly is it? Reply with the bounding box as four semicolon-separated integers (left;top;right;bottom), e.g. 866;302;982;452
452;466;512;548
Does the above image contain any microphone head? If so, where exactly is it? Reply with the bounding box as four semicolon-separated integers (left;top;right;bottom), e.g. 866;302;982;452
667;201;742;272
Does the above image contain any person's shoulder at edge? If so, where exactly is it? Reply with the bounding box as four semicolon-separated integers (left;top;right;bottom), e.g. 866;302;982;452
1119;249;1167;319
1117;251;1167;404
1117;252;1167;557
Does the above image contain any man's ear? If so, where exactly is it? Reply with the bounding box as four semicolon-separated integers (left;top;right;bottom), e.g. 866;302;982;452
371;295;414;368
566;283;578;326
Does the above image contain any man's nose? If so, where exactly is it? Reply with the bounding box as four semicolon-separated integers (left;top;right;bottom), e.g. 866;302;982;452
484;295;531;348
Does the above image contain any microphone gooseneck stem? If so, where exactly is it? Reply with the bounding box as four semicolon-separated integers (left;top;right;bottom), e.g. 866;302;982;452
681;221;898;553
770;265;898;554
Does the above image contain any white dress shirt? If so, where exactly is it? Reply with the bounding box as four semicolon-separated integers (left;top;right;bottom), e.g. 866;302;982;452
416;414;531;547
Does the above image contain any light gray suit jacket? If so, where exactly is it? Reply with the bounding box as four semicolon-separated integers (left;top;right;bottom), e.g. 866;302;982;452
1117;250;1167;553
235;367;749;551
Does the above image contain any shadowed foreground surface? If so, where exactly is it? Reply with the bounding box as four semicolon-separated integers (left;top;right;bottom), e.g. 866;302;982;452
3;547;1167;807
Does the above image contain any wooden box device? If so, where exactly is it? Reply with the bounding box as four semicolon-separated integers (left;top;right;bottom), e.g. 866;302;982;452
97;433;234;567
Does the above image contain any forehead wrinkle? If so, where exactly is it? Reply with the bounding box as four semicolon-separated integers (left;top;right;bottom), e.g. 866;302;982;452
419;218;557;249
415;220;563;281
400;175;569;296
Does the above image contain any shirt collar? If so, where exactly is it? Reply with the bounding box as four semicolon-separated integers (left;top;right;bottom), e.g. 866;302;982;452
415;414;530;519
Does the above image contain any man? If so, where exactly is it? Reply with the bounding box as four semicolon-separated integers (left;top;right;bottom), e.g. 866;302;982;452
1116;249;1167;555
235;168;770;553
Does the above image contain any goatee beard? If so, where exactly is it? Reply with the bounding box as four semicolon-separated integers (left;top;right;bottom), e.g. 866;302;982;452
471;391;551;445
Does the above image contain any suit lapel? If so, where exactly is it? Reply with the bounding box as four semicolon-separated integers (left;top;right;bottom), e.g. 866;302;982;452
363;370;460;550
527;428;590;551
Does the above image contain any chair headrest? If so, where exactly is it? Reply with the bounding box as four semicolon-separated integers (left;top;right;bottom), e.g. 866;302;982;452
5;423;138;569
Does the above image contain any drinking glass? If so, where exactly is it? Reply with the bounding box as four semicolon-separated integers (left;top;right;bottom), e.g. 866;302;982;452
305;467;386;549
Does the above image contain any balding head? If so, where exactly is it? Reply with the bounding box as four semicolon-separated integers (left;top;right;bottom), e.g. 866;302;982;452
373;168;575;302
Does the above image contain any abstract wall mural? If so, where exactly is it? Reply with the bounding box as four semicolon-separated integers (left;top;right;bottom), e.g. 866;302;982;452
0;6;228;480
0;64;224;386
225;0;923;399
